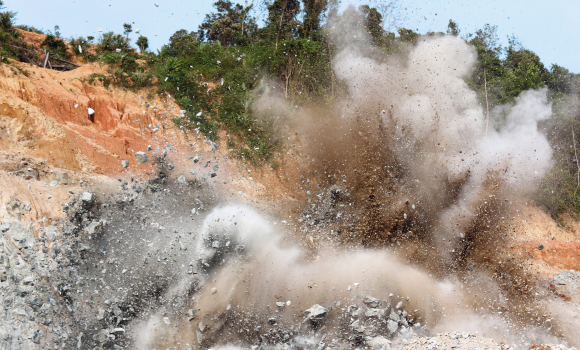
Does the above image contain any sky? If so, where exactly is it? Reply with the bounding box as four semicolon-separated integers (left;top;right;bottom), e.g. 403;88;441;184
6;0;580;73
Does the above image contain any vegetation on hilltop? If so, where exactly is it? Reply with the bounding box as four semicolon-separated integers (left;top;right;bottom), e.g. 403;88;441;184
2;0;580;215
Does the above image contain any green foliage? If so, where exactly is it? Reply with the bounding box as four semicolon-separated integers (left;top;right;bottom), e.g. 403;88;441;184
41;34;70;59
301;0;328;39
123;23;133;38
265;0;300;46
0;9;39;64
397;28;419;43
447;20;460;36
0;10;15;32
197;0;257;46
136;35;149;52
69;36;94;61
98;31;130;52
88;73;112;88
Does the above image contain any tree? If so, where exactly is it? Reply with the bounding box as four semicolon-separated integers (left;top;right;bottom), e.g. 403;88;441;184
136;35;149;53
265;0;300;49
0;9;15;32
197;0;257;46
359;5;385;44
301;0;328;39
54;25;61;38
123;23;133;41
447;19;460;36
166;29;198;57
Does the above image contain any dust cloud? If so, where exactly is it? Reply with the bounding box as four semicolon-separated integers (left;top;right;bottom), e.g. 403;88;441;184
132;5;565;350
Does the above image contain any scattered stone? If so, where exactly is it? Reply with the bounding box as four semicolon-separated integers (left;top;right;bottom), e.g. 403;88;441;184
121;160;129;168
276;302;286;308
163;317;170;325
177;175;186;184
211;287;217;294
539;243;544;250
193;156;199;163
0;223;9;233
147;145;153;151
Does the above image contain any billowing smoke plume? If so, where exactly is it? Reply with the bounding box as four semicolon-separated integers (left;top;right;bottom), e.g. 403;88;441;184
254;5;553;256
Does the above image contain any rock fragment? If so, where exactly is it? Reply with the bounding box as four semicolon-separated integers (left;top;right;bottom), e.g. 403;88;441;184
363;295;382;308
81;192;93;203
135;152;148;164
303;304;327;324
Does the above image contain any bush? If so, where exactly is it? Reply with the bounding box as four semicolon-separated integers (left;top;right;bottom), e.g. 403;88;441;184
98;31;129;52
69;36;94;61
41;34;70;59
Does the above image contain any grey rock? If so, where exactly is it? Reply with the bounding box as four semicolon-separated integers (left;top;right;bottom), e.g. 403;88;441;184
365;336;391;349
111;328;125;335
212;163;219;172
84;221;103;236
538;243;544;250
387;319;398;334
0;223;9;233
135;152;148;164
81;192;93;203
92;329;112;343
121;160;129;168
45;225;57;241
389;309;400;322
177;175;186;184
365;308;385;318
147;145;153;151
351;319;365;334
32;330;41;344
363;295;382;308
96;309;105;320
304;304;327;323
193;156;200;163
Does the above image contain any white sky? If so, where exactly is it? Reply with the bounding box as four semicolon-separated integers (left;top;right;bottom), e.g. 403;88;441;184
7;0;580;73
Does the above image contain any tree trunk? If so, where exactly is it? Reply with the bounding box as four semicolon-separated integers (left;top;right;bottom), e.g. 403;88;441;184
484;68;490;135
